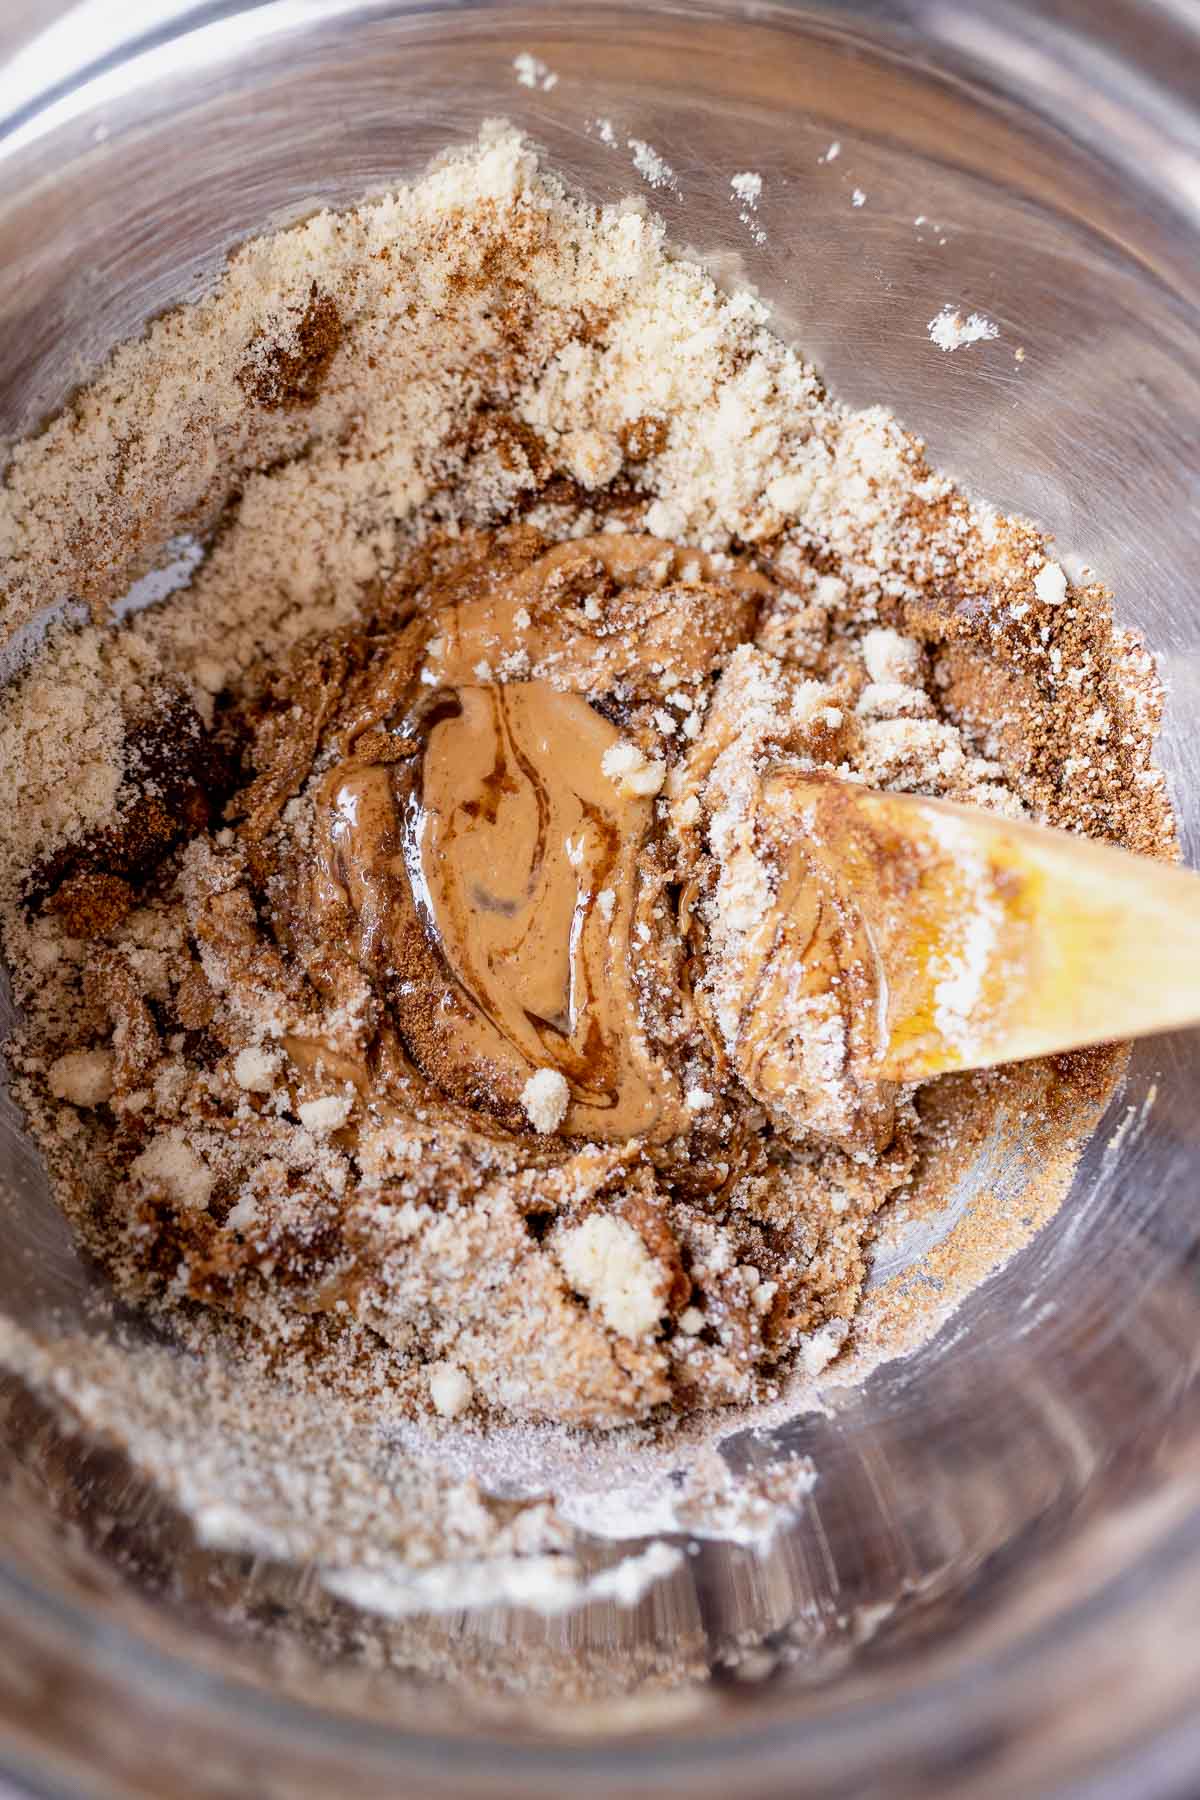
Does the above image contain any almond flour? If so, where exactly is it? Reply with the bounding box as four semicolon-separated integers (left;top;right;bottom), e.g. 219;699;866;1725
0;126;1176;1620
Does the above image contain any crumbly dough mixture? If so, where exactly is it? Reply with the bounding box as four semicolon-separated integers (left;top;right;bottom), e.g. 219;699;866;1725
0;127;1173;1442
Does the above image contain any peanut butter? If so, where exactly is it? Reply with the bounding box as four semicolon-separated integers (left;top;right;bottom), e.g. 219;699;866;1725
316;679;680;1139
285;533;768;1149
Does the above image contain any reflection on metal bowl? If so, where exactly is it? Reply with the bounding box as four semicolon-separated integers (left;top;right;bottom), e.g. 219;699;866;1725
1;2;1200;1794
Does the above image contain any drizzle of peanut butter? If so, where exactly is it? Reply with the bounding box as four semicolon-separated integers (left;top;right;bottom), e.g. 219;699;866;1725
316;680;679;1138
304;535;766;1140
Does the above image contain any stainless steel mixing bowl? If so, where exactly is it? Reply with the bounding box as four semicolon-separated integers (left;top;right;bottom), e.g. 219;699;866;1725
2;2;1200;1794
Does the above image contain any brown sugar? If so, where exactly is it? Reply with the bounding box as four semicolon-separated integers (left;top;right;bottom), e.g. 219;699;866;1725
48;871;132;940
236;284;343;410
619;414;670;462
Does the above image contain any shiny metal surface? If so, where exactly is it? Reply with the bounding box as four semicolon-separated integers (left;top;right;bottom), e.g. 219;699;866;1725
1;2;1200;1794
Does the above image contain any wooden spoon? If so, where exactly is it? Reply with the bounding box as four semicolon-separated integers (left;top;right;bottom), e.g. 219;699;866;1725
770;774;1200;1083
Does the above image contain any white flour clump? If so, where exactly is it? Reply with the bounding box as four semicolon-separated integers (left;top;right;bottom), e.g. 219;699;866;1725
731;170;766;244
512;51;558;91
521;1067;570;1133
928;305;999;351
557;1216;666;1339
628;137;678;192
1034;560;1068;606
428;1361;473;1419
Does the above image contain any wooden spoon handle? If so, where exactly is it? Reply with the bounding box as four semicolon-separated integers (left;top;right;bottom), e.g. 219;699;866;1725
782;779;1200;1082
883;795;1200;1077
